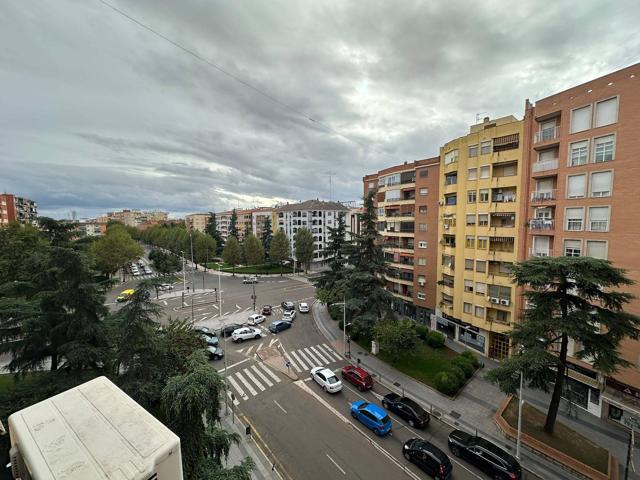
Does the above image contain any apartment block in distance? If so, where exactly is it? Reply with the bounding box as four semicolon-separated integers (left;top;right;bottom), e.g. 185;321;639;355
364;158;440;322
521;63;640;425
434;116;523;360
185;213;210;233
0;193;38;225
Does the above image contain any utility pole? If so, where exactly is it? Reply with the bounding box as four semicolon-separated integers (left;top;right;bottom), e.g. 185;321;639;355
252;281;256;312
190;232;196;291
220;263;228;415
181;250;186;292
343;295;348;357
516;370;524;459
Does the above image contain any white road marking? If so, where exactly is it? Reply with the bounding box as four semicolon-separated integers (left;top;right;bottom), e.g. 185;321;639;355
284;352;302;373
269;338;279;347
289;350;307;371
212;304;219;310
250;365;273;387
161;300;168;306
218;358;251;372
302;347;322;367
227;390;240;406
296;349;316;368
257;342;264;351
309;346;330;364
235;304;241;309
321;343;344;362
227;376;248;401
243;368;266;392
245;345;255;356
237;347;245;354
224;311;231;316
274;400;288;414
325;454;346;475
235;371;258;396
258;363;281;383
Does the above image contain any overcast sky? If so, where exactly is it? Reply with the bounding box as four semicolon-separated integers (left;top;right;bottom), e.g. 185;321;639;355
1;1;638;219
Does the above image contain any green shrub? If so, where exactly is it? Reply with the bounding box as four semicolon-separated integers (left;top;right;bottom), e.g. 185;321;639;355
434;371;462;396
452;356;474;379
328;304;343;321
460;350;480;368
449;365;466;384
415;324;429;341
427;331;446;348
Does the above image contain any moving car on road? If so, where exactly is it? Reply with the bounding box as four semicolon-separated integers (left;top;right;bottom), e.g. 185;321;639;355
219;323;243;337
281;301;295;311
200;333;219;347
350;400;392;436
232;327;262;343
268;320;292;334
158;283;173;291
207;346;224;360
310;367;342;393
447;430;522;480
116;289;135;302
248;314;266;325
261;305;272;315
382;393;430;428
403;438;453;479
341;365;373;391
282;309;296;321
298;302;310;313
242;276;258;284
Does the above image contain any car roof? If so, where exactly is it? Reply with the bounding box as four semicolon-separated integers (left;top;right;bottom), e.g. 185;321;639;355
299;302;308;305
121;289;135;295
412;439;450;464
318;367;336;377
384;392;400;401
361;402;388;420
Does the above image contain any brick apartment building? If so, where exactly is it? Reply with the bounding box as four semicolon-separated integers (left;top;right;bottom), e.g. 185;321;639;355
0;193;38;225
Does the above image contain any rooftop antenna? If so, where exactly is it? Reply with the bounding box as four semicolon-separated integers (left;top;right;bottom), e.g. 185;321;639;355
475;112;488;123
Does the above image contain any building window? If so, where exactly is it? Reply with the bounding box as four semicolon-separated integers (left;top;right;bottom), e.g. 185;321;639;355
566;207;584;231
479;165;490;179
445;194;456;205
442;255;454;268
418;257;426;266
463;302;472;314
593;135;615;163
444;150;459;165
478;213;489;226
570;105;592;133
480;141;492;155
477;236;488;249
368;181;375;189
588;206;610;232
464;279;474;293
567;174;586;199
465;236;475;248
476;260;487;273
569;140;588;167
419;223;427;231
474;306;485;318
479;189;489;202
467;190;477;203
419;206;427;214
475;282;486;295
586;240;608;259
590;171;612;197
445;172;458;185
418;240;427;248
419;169;428;177
420;188;429;196
595;97;618;127
417;292;426;300
386;189;401;201
465;259;474;270
466;214;476;226
468;168;477;180
468;145;478;157
564;239;581;257
496;310;508;323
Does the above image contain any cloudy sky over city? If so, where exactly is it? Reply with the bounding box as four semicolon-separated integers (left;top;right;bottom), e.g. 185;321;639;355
1;0;639;219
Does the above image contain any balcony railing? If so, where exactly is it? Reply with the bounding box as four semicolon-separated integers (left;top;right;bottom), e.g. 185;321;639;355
385;212;415;218
492;194;517;203
534;126;559;144
529;248;550;258
532;159;559;173
531;190;556;202
529;218;555;230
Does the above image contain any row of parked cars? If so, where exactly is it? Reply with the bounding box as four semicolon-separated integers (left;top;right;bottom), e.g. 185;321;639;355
129;259;152;276
310;364;521;480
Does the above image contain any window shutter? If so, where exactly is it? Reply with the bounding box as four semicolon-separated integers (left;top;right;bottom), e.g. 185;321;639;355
589;206;609;222
538;149;555;162
566;208;583;221
595;98;618;127
586;241;607;259
591;171;612;196
567;175;586;198
571;105;592;133
537;178;554;192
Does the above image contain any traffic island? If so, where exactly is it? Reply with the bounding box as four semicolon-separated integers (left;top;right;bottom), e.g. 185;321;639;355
256;346;298;380
495;396;618;480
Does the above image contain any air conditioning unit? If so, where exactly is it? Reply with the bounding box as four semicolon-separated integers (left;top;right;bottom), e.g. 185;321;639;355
418;281;426;287
444;224;449;229
500;299;510;306
490;297;500;304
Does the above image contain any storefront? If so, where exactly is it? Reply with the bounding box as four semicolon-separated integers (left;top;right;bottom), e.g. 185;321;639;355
391;298;416;319
603;378;640;429
430;314;486;354
561;363;602;417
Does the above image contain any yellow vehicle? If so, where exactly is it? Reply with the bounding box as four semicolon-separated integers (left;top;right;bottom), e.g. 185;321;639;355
116;289;135;302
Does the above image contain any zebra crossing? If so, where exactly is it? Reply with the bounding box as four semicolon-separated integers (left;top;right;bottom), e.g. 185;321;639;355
226;362;282;405
282;343;343;373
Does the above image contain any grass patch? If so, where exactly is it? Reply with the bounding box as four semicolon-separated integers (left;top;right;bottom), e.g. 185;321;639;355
205;263;295;275
502;397;609;474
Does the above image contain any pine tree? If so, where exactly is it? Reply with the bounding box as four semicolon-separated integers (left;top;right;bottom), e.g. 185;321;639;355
261;217;273;262
315;212;349;304
205;212;224;256
294;228;314;273
228;209;238;239
269;229;290;276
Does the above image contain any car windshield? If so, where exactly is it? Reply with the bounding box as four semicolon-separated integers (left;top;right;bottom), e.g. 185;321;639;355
381;415;391;424
357;402;370;410
327;375;339;384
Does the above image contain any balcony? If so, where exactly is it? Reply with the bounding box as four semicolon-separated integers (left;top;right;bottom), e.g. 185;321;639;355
529;218;555;231
529;248;550;258
534;126;559;144
532;158;558;174
530;190;556;203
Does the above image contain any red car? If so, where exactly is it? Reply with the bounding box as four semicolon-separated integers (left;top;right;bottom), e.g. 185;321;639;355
341;365;374;391
261;305;272;315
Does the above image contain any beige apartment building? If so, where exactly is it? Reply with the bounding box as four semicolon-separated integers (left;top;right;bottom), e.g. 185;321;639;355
185;213;210;233
363;158;440;322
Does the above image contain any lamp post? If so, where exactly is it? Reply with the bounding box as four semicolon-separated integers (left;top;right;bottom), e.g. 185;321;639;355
219;263;228;415
516;369;523;460
181;250;186;292
190;232;196;291
332;297;350;357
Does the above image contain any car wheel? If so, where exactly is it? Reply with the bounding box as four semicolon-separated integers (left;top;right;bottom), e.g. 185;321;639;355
408;419;415;428
358;385;364;392
237;338;243;343
254;334;260;339
451;446;461;457
322;385;327;392
382;401;388;409
493;475;502;480
403;452;411;462
351;411;357;419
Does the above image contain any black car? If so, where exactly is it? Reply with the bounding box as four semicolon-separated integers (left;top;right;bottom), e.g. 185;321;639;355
448;430;522;480
382;393;430;428
208;346;224;360
281;301;295;311
262;305;273;315
403;438;452;479
268;320;292;334
219;323;243;337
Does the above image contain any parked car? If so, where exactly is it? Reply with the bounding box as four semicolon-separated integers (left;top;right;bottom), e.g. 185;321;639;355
133;270;141;276
447;430;522;480
248;314;266;325
298;302;310;313
310;367;343;393
261;305;273;315
143;267;152;274
137;260;145;266
382;393;430;428
242;276;258;284
158;283;173;291
282;310;296;321
341;365;373;391
403;438;453;480
281;301;295;311
200;333;219;347
193;325;211;334
219;323;243;337
350;400;392;436
268;320;292;334
207;346;224;360
116;289;135;302
232;327;262;343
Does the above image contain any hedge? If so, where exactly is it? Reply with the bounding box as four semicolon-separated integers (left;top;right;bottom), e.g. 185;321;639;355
427;331;446;348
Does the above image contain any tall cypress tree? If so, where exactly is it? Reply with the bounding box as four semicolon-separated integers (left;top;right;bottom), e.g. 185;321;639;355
205;212;224;256
228;209;238;239
261;217;273;262
315;212;349;303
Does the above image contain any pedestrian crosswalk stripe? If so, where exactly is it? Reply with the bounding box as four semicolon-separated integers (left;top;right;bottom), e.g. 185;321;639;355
309;346;329;365
243;368;266;392
213;304;219;309
303;347;324;366
250;365;273;387
284;352;302;372
259;363;282;383
257;342;264;351
245;345;255;356
298;348;318;368
227;376;248;401
269;338;279;347
235;371;257;396
321;343;343;361
227;390;240;406
289;350;307;371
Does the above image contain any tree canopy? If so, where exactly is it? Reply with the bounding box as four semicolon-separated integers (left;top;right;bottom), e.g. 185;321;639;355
315;212;349;304
294;227;314;273
260;217;273;261
91;224;143;278
222;236;241;275
270;229;291;276
206;212;224;256
228;210;238;239
243;234;264;266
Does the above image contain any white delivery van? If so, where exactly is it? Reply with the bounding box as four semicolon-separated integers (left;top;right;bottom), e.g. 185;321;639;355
8;376;183;480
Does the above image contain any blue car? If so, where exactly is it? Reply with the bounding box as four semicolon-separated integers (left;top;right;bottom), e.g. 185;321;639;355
350;400;392;436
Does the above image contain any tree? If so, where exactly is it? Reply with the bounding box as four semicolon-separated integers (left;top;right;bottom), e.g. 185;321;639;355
243;234;264;268
149;249;181;274
315;212;349;304
294;228;314;273
486;256;640;434
228;209;238;239
260;217;273;262
194;233;217;266
206;212;224;256
373;319;418;362
270;229;290;276
91;227;143;279
222;236;241;276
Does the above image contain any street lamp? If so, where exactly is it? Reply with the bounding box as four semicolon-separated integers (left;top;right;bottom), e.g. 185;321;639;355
516;369;523;460
190;232;196;291
219;263;228;415
180;250;186;292
333;296;350;357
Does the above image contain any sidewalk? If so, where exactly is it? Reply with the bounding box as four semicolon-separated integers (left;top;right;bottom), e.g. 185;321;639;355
312;301;635;480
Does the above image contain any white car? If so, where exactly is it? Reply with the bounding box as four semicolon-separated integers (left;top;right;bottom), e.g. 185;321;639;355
282;310;296;321
298;302;310;313
243;276;259;284
310;367;343;393
248;314;266;325
232;327;262;343
158;283;173;291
